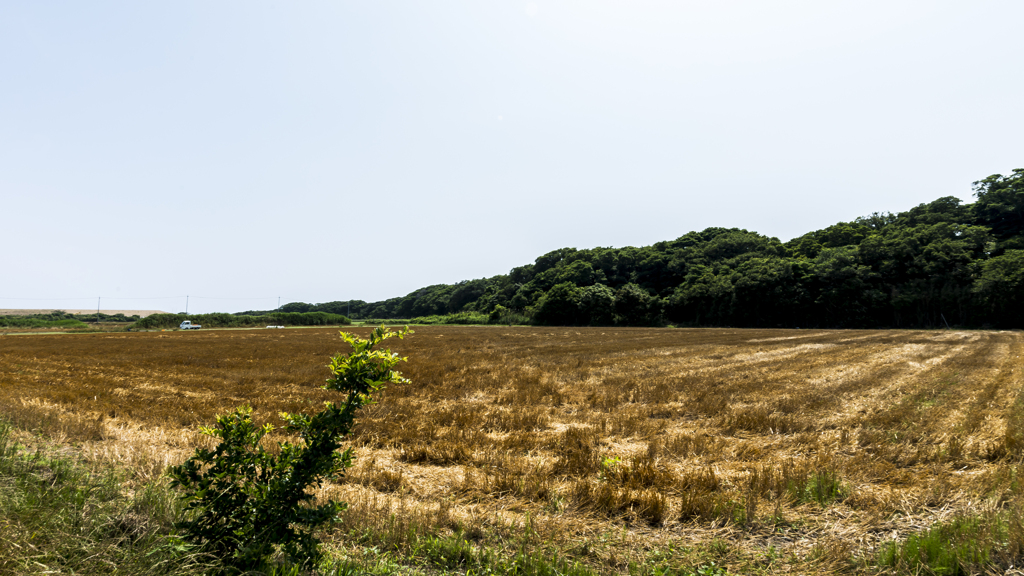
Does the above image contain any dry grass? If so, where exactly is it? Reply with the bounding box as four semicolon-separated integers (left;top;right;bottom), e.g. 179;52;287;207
1;326;1023;574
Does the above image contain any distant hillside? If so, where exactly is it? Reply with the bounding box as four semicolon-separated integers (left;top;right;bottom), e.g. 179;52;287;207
0;309;167;318
275;169;1024;329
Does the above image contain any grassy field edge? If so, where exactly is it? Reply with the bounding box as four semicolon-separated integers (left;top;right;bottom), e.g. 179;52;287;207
0;415;753;576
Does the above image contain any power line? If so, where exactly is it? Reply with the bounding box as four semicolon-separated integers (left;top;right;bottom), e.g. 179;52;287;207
0;296;281;302
0;297;104;301
188;296;280;301
0;296;183;301
83;296;186;300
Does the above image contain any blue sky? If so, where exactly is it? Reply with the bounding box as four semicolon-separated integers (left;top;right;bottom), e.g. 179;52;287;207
2;1;1022;313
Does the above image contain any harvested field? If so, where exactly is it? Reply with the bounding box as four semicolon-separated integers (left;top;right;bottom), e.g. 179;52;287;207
1;326;1023;574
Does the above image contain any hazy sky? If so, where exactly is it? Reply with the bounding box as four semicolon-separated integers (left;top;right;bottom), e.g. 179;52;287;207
3;1;1023;314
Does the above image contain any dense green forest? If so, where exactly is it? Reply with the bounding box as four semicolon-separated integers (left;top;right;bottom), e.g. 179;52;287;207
266;170;1024;329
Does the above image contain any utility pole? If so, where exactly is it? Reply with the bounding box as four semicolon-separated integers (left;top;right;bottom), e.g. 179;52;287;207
186;295;189;316
278;296;281;310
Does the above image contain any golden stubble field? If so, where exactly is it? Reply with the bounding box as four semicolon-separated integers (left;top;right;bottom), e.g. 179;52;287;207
1;326;1023;574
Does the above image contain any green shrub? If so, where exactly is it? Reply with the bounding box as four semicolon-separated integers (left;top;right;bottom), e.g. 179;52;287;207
0;311;142;327
358;318;411;325
488;305;530;325
408;312;489;325
787;470;848;506
0;317;88;328
168;326;412;569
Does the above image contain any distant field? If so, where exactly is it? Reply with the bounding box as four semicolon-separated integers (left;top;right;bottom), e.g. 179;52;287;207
0;309;166;317
1;326;1022;574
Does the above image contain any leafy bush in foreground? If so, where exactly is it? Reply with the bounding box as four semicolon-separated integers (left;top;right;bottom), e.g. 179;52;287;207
168;326;412;569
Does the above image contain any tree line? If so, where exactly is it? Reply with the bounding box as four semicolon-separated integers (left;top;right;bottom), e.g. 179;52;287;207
275;169;1024;329
134;312;351;330
0;310;141;328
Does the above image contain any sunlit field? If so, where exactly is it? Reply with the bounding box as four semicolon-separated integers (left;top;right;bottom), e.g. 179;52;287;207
1;326;1023;574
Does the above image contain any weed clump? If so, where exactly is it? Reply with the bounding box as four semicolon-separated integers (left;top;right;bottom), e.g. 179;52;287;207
0;420;210;575
877;512;1024;575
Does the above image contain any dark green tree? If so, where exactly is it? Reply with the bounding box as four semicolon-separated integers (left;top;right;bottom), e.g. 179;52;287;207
728;257;809;326
701;229;783;262
578;283;616;325
614;283;662;326
973;250;1024;326
533;282;583;325
555;260;598;287
808;246;881;326
786;222;871;259
973;169;1024;246
859;223;990;326
665;265;733;325
898;196;969;227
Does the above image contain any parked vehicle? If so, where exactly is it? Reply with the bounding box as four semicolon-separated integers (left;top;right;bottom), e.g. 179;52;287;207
179;320;202;330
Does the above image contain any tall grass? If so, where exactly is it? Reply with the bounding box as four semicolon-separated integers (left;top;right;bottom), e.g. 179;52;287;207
0;420;213;575
788;470;848;507
876;511;1024;575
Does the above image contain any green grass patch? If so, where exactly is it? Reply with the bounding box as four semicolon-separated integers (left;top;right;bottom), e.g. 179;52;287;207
340;522;601;575
787;470;848;507
876;512;1024;575
336;515;742;576
0;420;218;575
